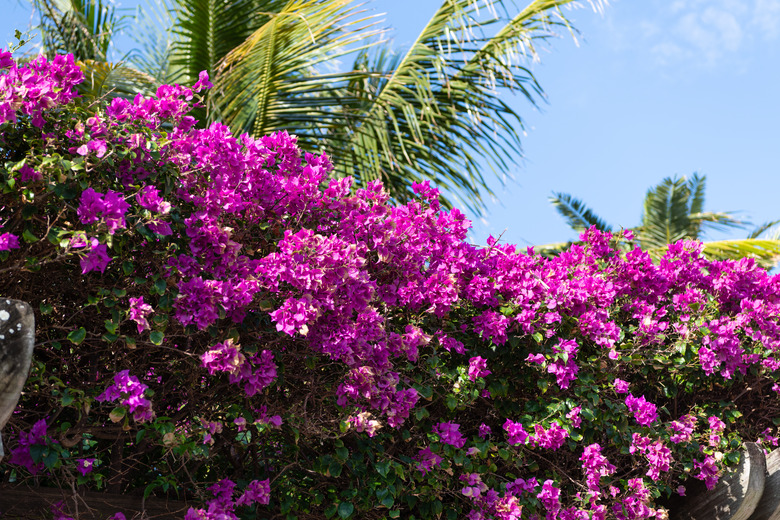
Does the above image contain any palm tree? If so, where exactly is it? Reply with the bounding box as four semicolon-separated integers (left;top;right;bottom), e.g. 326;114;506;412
30;0;158;99
548;173;780;268
26;0;606;215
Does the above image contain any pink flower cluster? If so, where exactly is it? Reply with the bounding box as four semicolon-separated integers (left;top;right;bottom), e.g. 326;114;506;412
128;297;153;333
708;416;726;446
694;454;720;490
416;447;443;475
669;414;696;444
468;356;491;381
0;230;19;251
503;419;529;446
580;443;616;498
185;479;270;520
624;394;658;426
630;434;672;480
77;188;130;234
0;50;82;126
96;370;154;422
7;418;51;474
547;338;579;389
200;340;277;396
434;421;467;448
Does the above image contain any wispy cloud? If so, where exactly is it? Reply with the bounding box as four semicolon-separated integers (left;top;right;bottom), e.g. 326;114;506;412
753;0;780;39
634;0;774;68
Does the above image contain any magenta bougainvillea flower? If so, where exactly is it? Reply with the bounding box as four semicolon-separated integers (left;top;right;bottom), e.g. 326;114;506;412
128;297;153;333
80;238;112;274
96;370;154;423
467;356;491;381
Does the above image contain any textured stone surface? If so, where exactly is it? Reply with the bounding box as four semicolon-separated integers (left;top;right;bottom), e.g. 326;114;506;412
673;442;766;520
0;299;35;461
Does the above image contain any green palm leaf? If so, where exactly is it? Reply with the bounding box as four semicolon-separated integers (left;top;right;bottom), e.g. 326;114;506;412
31;0;156;101
335;0;602;213
550;192;612;233
637;174;744;249
33;0;124;61
33;0;606;215
637;175;693;249
126;0;178;86
170;0;288;89
748;219;780;239
75;59;157;101
701;239;780;268
212;0;382;138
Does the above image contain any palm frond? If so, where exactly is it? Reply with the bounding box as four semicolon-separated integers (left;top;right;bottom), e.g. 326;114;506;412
689;210;746;235
700;239;780;269
637;176;689;249
651;239;780;269
75;59;157;101
748;220;780;239
333;0;603;214
126;0;177;86
170;0;286;89
33;0;124;61
686;172;705;218
550;192;611;233
213;0;383;138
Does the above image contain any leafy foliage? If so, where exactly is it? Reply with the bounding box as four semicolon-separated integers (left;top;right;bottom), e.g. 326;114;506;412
4;50;780;520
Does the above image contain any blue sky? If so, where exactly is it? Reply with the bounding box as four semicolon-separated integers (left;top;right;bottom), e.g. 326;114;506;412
2;0;779;249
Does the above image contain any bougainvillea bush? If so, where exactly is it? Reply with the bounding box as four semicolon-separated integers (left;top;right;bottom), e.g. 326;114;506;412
2;48;780;520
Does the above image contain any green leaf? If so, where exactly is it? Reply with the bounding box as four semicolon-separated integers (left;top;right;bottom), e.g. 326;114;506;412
43;450;59;469
415;407;430;420
328;461;343;478
39;302;53;315
22;204;37;219
150;331;164;345
152;279;166;295
109;407;126;423
67;327;87;345
29;444;45;462
104;319;119;334
337;502;354;519
335;446;349;461
22;228;39;243
376;460;391;478
61;392;74;407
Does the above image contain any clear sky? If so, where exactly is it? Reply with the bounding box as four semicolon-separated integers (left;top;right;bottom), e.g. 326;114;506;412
2;0;779;249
